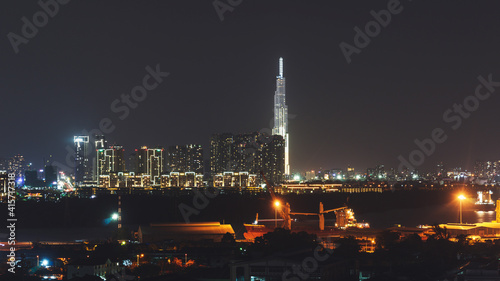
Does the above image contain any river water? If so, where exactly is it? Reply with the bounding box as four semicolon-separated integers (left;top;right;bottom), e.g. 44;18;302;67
357;203;496;228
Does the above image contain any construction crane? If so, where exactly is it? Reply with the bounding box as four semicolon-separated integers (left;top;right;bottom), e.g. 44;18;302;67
260;172;356;231
291;203;348;231
260;171;292;230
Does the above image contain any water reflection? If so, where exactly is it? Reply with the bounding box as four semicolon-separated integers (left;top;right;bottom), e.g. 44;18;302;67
359;206;497;228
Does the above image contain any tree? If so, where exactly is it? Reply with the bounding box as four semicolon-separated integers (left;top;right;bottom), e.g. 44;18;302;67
376;230;401;250
430;224;450;240
333;236;360;258
248;228;318;256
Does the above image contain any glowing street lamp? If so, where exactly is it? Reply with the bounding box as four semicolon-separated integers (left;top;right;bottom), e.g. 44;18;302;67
458;195;466;224
137;254;144;265
274;200;281;228
111;213;119;221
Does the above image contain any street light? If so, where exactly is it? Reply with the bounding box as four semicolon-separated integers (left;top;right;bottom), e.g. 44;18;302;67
458;195;466;224
137;254;144;266
111;213;119;221
274;200;281;228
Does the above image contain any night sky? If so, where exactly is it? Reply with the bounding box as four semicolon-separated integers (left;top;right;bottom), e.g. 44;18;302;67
2;0;500;173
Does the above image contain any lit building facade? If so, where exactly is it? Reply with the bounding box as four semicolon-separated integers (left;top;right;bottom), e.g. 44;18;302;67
74;136;92;183
213;172;257;188
260;135;285;184
0;171;7;199
167;144;203;174
135;146;164;185
161;172;203;187
98;172;151;189
96;145;125;179
0;155;27;180
209;132;285;184
210;133;234;176
272;57;290;175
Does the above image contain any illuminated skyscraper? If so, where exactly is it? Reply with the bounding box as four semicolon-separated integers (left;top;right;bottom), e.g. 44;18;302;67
272;57;290;175
210;133;234;175
96;145;125;179
136;146;164;185
167;144;203;174
209;132;284;183
74;136;91;183
95;135;107;150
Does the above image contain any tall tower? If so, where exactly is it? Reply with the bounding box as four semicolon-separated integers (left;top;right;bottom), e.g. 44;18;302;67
272;58;290;176
74;136;91;184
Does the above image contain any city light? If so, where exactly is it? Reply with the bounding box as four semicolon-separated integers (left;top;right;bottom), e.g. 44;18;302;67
458;194;466;225
41;259;49;267
111;213;119;221
274;200;280;228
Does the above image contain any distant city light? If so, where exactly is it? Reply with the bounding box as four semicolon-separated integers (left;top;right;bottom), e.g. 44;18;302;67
293;175;300;181
41;259;49;267
111;213;119;220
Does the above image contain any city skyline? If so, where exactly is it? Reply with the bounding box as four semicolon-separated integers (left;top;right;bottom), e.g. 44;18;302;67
3;2;500;280
2;1;500;174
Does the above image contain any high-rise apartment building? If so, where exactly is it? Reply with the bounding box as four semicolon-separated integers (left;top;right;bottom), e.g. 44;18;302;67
167;144;203;174
260;135;285;184
210;133;234;175
96;145;125;179
209;132;285;184
74;136;92;183
136;146;164;185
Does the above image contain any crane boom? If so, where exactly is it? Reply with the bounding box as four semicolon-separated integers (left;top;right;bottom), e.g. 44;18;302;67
260;171;291;229
323;206;347;214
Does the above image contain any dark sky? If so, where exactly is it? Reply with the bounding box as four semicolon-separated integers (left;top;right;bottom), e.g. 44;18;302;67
2;0;500;173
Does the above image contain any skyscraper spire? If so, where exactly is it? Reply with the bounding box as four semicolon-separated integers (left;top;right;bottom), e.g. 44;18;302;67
279;57;284;78
273;57;290;176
